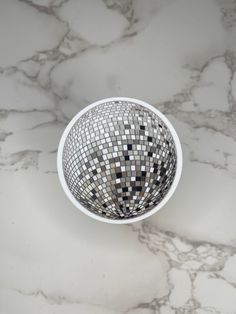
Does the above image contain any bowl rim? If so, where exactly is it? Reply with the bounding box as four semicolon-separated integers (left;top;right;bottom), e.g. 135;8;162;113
57;97;183;224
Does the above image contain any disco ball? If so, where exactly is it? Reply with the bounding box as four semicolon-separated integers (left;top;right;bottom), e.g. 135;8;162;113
57;97;182;224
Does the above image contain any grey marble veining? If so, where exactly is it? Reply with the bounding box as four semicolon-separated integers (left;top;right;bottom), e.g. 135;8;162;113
1;0;236;313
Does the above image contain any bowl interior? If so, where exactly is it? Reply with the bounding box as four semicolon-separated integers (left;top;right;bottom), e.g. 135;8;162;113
58;98;181;223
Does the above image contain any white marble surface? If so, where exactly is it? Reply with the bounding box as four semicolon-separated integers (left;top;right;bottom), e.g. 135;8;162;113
1;0;236;313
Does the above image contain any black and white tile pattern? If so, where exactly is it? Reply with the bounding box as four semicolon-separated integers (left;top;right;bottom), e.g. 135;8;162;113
62;100;177;219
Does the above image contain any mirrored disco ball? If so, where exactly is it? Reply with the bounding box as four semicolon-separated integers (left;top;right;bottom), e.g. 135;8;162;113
61;99;178;220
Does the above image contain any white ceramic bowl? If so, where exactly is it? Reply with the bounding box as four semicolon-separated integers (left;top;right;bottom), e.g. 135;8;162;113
57;97;183;224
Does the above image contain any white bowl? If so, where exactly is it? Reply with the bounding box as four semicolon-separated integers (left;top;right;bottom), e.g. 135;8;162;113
57;97;183;224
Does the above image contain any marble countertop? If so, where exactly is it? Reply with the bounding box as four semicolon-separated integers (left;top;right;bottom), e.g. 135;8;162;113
1;0;236;313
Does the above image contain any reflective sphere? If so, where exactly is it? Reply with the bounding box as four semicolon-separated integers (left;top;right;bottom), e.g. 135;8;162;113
62;99;177;220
